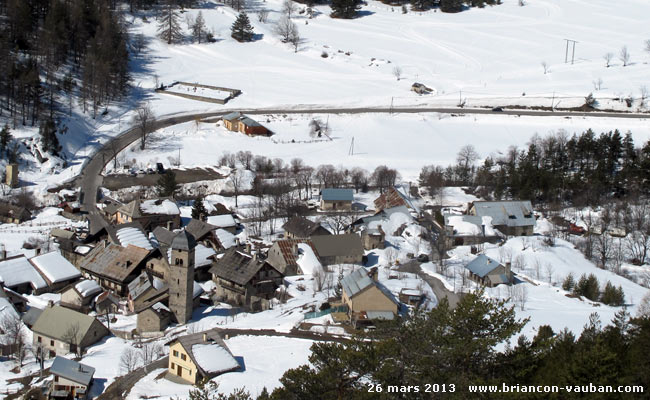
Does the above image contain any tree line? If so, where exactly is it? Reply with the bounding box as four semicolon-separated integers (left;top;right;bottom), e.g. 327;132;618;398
420;129;650;208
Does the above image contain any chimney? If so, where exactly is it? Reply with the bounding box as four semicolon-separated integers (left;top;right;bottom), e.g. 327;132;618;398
35;247;41;256
369;267;378;282
505;262;512;279
47;300;54;308
225;334;229;340
126;260;132;268
0;249;6;260
245;242;251;254
202;333;207;342
78;365;83;372
481;224;486;237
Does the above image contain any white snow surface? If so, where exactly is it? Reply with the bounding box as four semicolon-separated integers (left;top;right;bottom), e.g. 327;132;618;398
194;244;217;267
191;343;240;374
296;243;323;276
116;227;154;250
214;228;237;249
140;199;180;215
74;280;102;298
207;214;237;228
29;251;81;284
0;256;47;289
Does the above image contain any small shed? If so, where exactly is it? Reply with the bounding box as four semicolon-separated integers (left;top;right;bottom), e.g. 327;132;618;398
320;188;353;211
464;254;513;287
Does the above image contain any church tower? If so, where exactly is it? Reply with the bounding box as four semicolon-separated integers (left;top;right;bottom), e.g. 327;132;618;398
168;230;196;324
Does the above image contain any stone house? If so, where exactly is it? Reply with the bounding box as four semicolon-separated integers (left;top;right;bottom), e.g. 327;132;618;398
341;268;399;321
361;226;385;250
166;328;239;385
464;254;513;287
79;242;151;296
60;280;102;311
95;291;120;315
468;200;535;236
48;356;95;399
32;305;110;357
0;251;81;295
209;249;283;310
311;234;364;267
206;214;238;234
137;302;172;333
115;198;181;232
320;188;353;211
281;216;331;239
443;214;501;247
0;202;31;224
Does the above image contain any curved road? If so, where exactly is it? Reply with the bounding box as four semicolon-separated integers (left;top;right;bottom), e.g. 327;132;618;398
79;106;649;232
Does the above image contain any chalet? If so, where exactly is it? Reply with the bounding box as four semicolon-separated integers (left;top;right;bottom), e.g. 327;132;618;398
311;234;364;267
266;239;320;276
282;216;331;239
399;288;424;306
60;280;102;311
0;251;81;295
469;200;535;236
137;302;172;333
374;186;419;214
341;268;399;324
32;305;110;357
166;328;239;385
222;112;270;136
127;271;168;313
0;202;31;224
115;198;181;232
48;356;95;400
320;188;353;211
351;205;411;231
464;254;513;287
79;243;151;296
210;249;283;311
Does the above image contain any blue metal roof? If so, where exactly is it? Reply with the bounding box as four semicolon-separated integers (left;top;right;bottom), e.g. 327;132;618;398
321;188;354;202
341;268;373;298
465;254;503;278
50;356;95;386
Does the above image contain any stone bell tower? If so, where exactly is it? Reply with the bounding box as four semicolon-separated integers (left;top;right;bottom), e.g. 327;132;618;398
168;230;196;324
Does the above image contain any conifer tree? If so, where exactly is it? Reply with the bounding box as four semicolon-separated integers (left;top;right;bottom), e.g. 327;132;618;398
440;0;464;13
158;2;184;44
231;12;254;42
562;273;576;291
39;119;62;156
192;11;206;43
191;196;207;221
0;124;12;155
330;0;362;18
156;170;179;198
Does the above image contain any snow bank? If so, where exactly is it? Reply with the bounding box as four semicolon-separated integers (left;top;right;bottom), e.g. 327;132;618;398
296;243;323;276
140;199;180;215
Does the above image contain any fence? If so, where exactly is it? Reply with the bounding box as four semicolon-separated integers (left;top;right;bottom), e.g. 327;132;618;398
304;305;348;319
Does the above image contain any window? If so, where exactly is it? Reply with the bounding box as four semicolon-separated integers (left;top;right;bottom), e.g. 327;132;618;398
37;336;42;343
50;340;54;346
181;354;186;361
173;350;179;357
171;362;175;369
54;376;58;382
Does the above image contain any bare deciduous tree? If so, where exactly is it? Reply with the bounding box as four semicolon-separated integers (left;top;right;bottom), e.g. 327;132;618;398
120;347;140;373
257;9;270;23
139;342;163;372
392;65;402;81
282;0;297;18
541;61;548;74
0;314;27;367
230;169;243;208
274;16;297;43
61;323;81;358
603;52;613;68
619;46;630;67
313;267;325;292
133;103;155;150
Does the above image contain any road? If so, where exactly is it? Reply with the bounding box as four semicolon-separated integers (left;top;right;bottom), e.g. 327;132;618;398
79;106;649;233
399;260;463;309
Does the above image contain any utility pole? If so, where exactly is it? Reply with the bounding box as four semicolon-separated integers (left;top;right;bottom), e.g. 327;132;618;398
551;91;555;111
390;97;394;114
564;39;578;64
348;137;355;156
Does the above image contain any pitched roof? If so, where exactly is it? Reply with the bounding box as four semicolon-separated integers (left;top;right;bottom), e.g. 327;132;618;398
209;249;277;286
341;268;399;307
50;356;95;387
118;199;142;218
32;305;104;343
21;306;43;326
222;112;242;121
30;251;81;284
115;225;153;250
171;328;238;377
282;216;327;238
206;214;237;229
471;201;535;228
311;234;363;258
79;243;150;283
50;228;76;240
321;188;354;202
465;254;503;278
239;116;262;127
140;199;180;216
268;239;319;274
0;255;47;290
185;219;218;241
171;230;197;251
153;226;175;246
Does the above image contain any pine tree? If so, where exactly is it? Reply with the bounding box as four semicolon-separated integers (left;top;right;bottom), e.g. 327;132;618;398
231;12;254;42
158;2;184;44
156;170;179;198
39;119;62;156
192;11;206;43
562;273;575;291
440;0;464;13
574;273;600;301
0;124;12;155
330;0;362;18
191;196;207;221
601;281;625;306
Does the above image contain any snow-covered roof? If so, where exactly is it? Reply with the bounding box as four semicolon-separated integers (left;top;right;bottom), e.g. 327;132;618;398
296;243;323;276
0;296;19;321
206;214;236;228
0;256;47;290
75;280;102;298
214;229;236;249
30;252;82;284
140;199;180;216
152;302;170;313
191;343;239;374
195;244;217;267
75;246;92;255
193;281;203;299
116;227;154;250
471;201;535;228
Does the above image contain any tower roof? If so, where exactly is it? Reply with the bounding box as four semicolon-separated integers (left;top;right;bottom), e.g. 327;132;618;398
171;230;197;251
